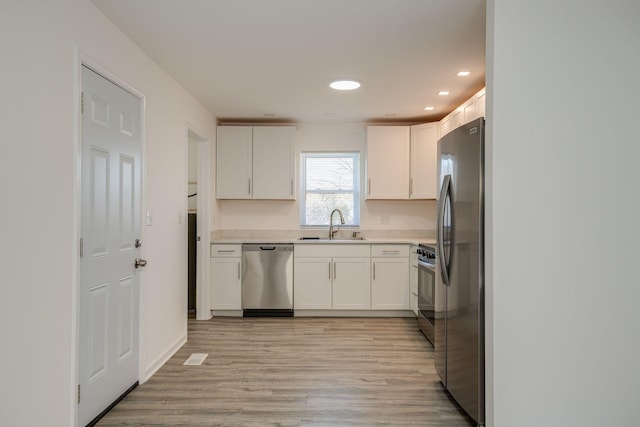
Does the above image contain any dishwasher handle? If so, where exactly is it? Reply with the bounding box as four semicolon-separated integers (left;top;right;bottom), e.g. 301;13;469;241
242;244;294;252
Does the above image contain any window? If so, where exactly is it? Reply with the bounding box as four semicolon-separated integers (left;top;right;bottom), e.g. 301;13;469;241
300;152;360;227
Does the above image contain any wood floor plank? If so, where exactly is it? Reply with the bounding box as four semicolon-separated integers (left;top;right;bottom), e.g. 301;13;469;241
97;317;475;426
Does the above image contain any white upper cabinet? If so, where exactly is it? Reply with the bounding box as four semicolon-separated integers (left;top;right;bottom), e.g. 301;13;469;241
252;126;295;199
476;87;486;119
409;122;438;199
365;126;410;199
462;96;478;124
439;87;486;138
216;126;253;199
216;125;295;200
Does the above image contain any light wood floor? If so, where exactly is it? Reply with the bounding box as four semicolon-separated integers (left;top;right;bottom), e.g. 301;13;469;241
98;317;475;426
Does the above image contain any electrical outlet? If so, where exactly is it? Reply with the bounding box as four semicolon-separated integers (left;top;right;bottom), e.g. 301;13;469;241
145;209;152;226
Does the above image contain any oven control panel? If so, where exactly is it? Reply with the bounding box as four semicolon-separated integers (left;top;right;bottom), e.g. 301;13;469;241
417;245;436;264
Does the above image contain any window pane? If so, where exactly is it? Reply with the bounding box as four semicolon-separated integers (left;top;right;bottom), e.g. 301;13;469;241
301;152;359;227
305;193;354;225
306;157;354;191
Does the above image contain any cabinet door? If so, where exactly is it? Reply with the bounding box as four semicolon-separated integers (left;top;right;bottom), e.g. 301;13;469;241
450;110;464;129
294;257;332;309
332;257;371;309
252;126;295;199
410;249;419;315
410;123;438;199
210;258;241;309
371;258;410;309
216;126;252;199
476;89;486;119
366;126;410;199
440;117;451;138
462;97;478;125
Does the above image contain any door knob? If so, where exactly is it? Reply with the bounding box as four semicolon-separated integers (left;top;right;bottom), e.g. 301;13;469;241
135;239;142;248
134;258;147;268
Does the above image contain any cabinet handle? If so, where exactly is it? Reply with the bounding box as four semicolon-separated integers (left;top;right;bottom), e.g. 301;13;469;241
291;178;294;196
216;250;235;253
248;177;251;195
368;178;371;195
373;262;376;280
382;250;400;254
409;178;413;196
333;261;336;280
329;262;332;279
237;262;240;280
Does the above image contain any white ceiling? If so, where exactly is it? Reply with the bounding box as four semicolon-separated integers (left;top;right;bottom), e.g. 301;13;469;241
92;0;486;123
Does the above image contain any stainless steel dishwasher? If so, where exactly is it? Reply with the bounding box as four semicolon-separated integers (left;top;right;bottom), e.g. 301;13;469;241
242;243;294;317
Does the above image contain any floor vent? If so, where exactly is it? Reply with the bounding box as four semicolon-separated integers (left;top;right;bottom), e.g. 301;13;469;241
183;353;208;366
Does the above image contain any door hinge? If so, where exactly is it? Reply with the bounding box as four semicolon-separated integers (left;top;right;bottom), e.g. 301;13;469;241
77;384;80;404
80;238;83;258
81;92;84;114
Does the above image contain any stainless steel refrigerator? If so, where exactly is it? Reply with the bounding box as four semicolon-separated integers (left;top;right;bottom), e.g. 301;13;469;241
435;117;485;425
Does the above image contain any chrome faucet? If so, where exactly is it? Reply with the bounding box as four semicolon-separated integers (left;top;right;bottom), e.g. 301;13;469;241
329;209;345;240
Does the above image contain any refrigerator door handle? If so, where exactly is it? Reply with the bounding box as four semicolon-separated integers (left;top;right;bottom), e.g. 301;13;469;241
437;174;451;286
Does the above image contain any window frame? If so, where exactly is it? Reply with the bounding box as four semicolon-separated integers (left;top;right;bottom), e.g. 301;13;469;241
299;152;361;228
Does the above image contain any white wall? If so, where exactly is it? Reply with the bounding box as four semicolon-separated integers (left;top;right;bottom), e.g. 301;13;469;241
487;1;640;425
218;122;436;231
0;1;215;425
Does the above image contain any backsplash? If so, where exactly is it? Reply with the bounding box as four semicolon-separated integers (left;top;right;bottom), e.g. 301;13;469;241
211;228;435;241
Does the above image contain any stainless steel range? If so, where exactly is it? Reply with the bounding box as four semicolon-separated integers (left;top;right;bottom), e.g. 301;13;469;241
416;244;436;344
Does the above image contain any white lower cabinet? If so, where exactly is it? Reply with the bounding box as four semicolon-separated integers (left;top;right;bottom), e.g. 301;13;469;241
293;257;332;309
210;244;242;310
410;245;419;315
371;245;410;310
294;244;371;310
332;258;371;309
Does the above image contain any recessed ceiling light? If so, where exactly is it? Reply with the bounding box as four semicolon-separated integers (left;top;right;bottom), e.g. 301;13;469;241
330;80;361;90
457;71;471;77
438;91;450;96
424;106;435;111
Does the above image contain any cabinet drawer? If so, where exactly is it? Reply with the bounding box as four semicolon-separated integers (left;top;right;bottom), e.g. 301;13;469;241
371;244;409;257
210;244;242;257
295;244;370;258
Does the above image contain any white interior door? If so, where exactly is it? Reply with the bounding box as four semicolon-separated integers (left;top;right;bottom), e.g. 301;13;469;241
79;65;142;425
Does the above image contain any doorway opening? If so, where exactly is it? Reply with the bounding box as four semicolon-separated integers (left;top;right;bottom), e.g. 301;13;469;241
187;135;198;318
186;129;212;321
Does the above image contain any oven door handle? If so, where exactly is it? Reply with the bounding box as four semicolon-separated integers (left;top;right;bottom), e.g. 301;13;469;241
437;174;451;286
417;260;436;271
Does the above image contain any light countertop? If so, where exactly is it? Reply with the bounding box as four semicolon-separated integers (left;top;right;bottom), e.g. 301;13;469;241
211;236;436;246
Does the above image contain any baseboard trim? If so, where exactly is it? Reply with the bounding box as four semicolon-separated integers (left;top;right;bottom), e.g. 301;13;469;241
142;332;186;383
294;310;415;318
211;309;243;317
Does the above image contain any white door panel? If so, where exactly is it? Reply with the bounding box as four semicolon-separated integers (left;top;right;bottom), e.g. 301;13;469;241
79;66;142;425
